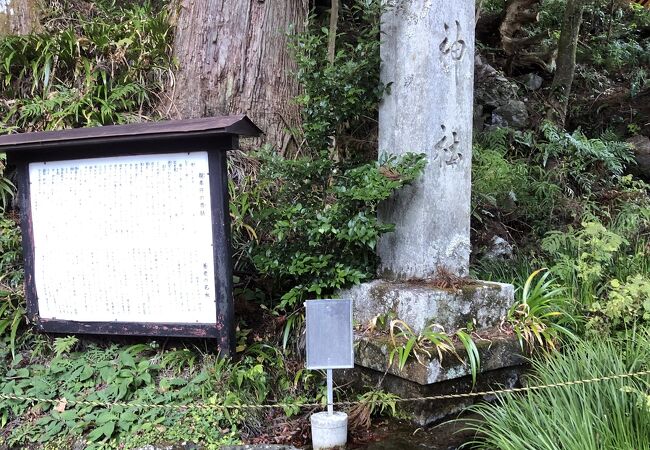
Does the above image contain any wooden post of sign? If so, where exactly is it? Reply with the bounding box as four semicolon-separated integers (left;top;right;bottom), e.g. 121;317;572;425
208;149;235;354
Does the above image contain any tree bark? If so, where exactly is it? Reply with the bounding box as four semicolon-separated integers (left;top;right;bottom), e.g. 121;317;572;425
499;0;542;57
167;0;309;154
0;0;39;35
548;0;585;126
327;0;338;64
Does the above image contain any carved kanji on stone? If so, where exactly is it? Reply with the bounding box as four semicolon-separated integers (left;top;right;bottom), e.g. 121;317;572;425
439;21;466;61
433;125;462;166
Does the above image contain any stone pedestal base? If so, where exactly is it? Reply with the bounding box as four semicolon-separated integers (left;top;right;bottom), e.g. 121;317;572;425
338;362;527;426
342;279;514;335
339;279;522;425
354;329;524;385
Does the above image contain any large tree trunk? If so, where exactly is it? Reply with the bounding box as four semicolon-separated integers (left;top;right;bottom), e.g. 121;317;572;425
167;0;308;154
0;0;39;35
499;0;541;57
548;0;585;126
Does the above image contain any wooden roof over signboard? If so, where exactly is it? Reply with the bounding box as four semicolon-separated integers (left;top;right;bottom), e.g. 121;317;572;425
0;115;262;152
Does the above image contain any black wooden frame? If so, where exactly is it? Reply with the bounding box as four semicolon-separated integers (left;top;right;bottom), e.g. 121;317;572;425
2;117;260;355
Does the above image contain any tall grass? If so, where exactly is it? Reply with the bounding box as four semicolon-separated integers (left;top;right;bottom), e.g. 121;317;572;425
464;328;650;450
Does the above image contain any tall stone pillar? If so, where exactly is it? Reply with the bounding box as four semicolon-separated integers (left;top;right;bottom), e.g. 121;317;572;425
341;2;521;424
378;0;475;279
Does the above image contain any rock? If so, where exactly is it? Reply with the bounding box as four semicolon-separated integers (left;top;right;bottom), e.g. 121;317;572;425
474;54;523;131
627;135;650;180
484;236;514;260
491;100;529;129
474;55;519;109
519;73;543;91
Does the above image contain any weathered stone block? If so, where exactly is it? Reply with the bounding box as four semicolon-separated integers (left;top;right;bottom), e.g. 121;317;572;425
341;329;527;425
338;363;526;426
342;279;514;335
354;330;525;385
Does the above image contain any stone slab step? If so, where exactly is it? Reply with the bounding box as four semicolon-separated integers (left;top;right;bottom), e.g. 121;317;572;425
342;279;514;336
354;328;525;385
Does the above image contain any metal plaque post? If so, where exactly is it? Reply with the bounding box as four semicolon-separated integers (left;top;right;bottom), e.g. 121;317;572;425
305;298;353;449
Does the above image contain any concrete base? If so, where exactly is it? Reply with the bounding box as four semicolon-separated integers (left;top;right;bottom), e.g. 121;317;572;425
355;329;525;385
341;279;514;335
342;327;527;426
310;411;348;450
339;364;526;426
340;279;520;426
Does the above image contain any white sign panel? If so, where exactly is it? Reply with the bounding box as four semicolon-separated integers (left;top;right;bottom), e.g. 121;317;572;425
28;152;217;324
305;299;354;369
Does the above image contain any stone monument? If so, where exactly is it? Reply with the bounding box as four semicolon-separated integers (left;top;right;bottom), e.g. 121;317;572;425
378;0;473;279
341;0;522;425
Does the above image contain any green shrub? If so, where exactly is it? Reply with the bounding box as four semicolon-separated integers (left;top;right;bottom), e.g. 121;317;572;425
0;153;15;212
581;2;650;73
534;0;650;74
542;221;628;304
541;218;650;335
506;269;577;352
290;0;384;155
249;149;425;311
538;123;635;195
0;216;24;357
465;328;650;450
472;128;561;232
589;275;650;334
472;123;642;250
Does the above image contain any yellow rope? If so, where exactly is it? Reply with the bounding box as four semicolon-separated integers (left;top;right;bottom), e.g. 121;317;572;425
0;369;648;412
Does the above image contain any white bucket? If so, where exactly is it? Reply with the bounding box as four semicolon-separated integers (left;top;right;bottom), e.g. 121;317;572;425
310;411;348;449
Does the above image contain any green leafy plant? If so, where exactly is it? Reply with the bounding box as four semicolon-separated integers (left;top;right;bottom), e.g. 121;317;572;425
507;269;577;352
250;150;425;312
472;128;561;233
542;222;628;304
0;154;15;213
0;344;297;448
589;275;650;334
160;347;199;375
472;123;641;245
290;0;384;154
52;336;79;357
0;217;24;358
348;388;400;429
0;0;173;133
387;319;482;384
0;288;24;359
540;214;650;336
455;328;481;384
388;319;425;370
538;122;635;194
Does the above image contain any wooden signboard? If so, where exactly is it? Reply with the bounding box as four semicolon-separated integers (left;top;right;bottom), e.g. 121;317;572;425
0;115;261;355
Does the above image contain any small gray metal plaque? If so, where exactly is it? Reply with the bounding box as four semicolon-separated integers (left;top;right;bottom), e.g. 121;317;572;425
305;299;354;369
